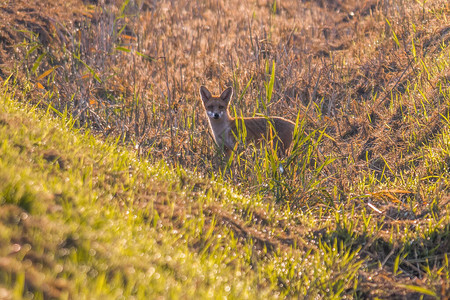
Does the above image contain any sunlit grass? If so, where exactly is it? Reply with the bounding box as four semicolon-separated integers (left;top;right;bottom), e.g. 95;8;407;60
0;0;449;298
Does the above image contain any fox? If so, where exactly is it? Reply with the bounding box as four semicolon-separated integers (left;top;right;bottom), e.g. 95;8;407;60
200;85;296;158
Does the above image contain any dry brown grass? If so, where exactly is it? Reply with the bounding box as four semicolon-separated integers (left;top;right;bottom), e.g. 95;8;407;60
1;0;448;173
1;0;450;297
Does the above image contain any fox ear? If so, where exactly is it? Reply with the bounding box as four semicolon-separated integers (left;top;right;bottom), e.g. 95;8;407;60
199;86;212;103
220;87;233;103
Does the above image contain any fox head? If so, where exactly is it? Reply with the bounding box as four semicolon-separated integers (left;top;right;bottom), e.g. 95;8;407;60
200;86;233;120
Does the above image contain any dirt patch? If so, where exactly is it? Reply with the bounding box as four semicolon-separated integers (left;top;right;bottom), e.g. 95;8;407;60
43;149;67;169
0;0;86;78
0;204;71;298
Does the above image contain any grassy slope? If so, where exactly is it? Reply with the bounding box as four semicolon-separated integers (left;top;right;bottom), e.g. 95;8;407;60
1;69;449;298
0;88;369;298
0;0;449;299
0;91;277;299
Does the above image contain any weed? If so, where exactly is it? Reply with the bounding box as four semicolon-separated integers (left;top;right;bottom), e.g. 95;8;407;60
0;0;449;298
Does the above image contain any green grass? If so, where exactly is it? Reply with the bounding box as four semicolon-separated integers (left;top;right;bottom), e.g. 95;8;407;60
1;73;449;298
1;0;450;298
0;88;368;298
0;91;275;298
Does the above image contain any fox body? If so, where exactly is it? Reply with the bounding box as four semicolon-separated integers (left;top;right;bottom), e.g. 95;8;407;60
200;86;295;157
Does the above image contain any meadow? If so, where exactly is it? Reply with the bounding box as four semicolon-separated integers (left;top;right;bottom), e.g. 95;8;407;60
0;0;449;298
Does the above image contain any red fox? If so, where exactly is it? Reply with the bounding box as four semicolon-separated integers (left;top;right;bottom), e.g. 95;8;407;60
200;86;295;158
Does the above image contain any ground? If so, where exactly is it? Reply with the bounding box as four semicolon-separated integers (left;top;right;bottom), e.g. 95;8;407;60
0;0;449;298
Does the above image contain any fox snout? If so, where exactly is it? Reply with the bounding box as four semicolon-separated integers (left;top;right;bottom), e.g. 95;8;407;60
206;110;223;120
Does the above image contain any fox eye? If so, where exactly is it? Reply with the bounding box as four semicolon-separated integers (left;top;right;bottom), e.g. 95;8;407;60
207;105;213;110
219;105;225;109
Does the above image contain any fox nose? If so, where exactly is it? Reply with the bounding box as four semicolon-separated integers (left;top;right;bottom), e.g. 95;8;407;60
214;113;220;119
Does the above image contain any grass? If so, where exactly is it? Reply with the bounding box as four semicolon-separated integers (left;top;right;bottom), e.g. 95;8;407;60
0;90;273;298
0;81;448;297
0;84;379;298
0;0;449;298
0;88;370;298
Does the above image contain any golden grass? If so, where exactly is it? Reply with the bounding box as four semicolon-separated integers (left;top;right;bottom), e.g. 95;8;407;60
0;0;449;297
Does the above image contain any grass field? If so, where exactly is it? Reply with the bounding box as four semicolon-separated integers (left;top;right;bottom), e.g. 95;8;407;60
0;0;449;298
